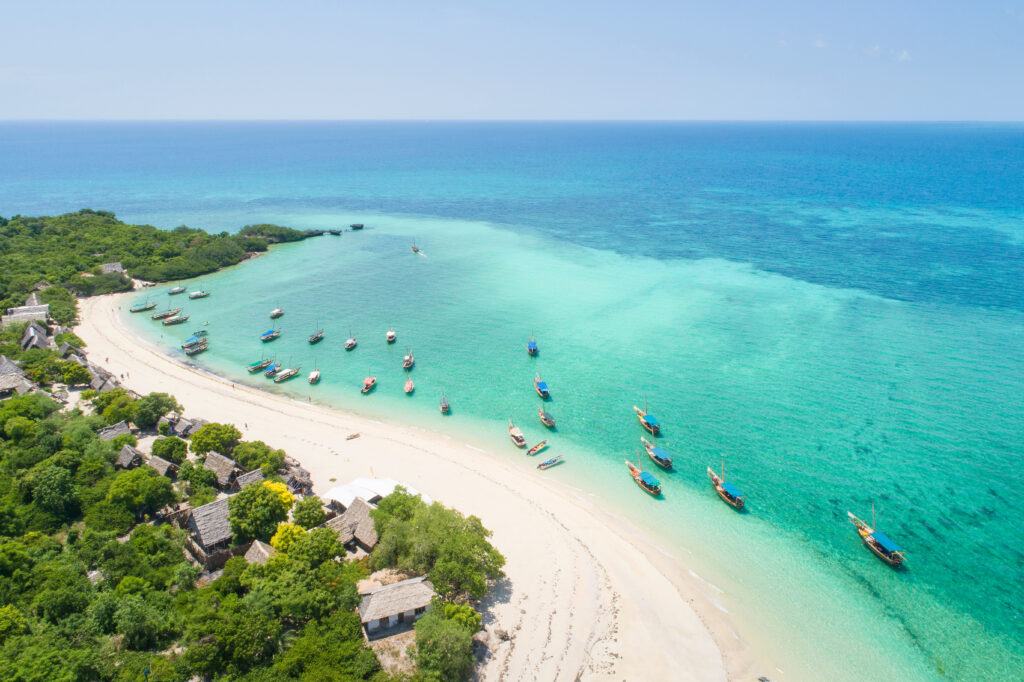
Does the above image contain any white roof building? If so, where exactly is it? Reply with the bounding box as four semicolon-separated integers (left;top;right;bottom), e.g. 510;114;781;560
321;477;431;511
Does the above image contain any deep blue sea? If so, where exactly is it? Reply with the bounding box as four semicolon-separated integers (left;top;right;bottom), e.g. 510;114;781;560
2;122;1022;681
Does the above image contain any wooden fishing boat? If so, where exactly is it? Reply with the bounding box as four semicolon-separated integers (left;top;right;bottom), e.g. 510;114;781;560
308;327;324;344
533;373;550;400
508;419;527;447
527;332;538;356
537;455;563;470
707;461;744;510
151;308;181;320
130;301;156;313
634;396;661;436
184;341;208;355
188;290;210;299
350;223;364;230
192;330;209;337
168;286;186;295
440;393;450;414
162;314;190;325
641;436;674;469
264;362;281;378
248;357;272;373
526;440;549;456
269;307;284;319
274;367;300;383
404;378;415;394
538;407;555;428
344;330;357;350
386;327;397;344
328;229;341;235
402;350;415;370
626;456;661;496
308;369;321;384
411;240;420;253
361;376;377;394
181;336;205;350
848;506;905;568
261;328;281;342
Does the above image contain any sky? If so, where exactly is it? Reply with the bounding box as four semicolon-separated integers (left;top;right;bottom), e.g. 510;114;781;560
1;0;1022;120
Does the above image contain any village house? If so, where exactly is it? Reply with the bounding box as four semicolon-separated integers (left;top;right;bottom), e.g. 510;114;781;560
1;304;50;328
99;262;125;274
243;540;276;565
358;576;435;638
97;420;131;441
321;497;378;556
0;356;34;398
184;497;236;568
234;468;265;490
115;444;144;469
322;477;431;513
147;455;178;479
203;451;238;490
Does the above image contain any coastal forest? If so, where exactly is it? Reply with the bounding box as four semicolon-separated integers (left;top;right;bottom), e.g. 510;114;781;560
0;210;312;325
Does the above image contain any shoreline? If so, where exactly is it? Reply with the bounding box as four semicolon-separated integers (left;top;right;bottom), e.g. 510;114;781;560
77;292;762;680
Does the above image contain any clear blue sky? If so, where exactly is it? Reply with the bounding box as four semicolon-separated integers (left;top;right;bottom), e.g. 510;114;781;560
3;0;1022;120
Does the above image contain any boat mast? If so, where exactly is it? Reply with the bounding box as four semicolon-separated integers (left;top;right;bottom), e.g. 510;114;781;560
872;501;876;530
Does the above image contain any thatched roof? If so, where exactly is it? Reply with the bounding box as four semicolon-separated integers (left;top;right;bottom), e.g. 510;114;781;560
203;452;237;488
24;293;42;306
0;356;23;377
116;444;143;469
1;305;49;328
98;421;131;441
100;262;125;274
148;455;178;478
20;321;49;351
244;540;276;565
322;497;378;548
235;469;265;488
188;497;233;549
358;576;434;623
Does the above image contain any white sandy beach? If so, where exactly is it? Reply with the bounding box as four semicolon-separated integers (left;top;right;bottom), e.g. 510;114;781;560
77;293;759;681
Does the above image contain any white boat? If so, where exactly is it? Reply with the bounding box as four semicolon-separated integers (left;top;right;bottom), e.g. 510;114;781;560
270;307;284;319
386;327;397;344
308;369;321;384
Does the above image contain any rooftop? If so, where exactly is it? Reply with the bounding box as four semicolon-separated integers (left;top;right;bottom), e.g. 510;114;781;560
116;444;143;468
97;421;131;441
323;497;378;548
235;468;265;488
189;497;233;549
203;451;237;487
244;540;276;565
358;576;434;623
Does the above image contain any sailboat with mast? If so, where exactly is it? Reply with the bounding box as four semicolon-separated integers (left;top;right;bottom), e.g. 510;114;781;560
707;457;745;510
848;504;905;567
626;450;661;496
308;321;324;344
634;394;661;436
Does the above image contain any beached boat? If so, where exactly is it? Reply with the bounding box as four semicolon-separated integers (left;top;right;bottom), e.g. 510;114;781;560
181;336;205;350
184;341;208;355
634;396;661;436
162;314;190;325
402;350;415;370
350;223;364;230
151;308;181;320
248;357;272;373
345;330;357;350
264;362;281;378
626;456;661;496
848;506;905;567
168;286;186;295
508;419;527;447
188;289;210;299
537;455;563;470
534;373;550;399
641;436;674;469
527;332;538;356
386;327;397;344
361;375;377;394
274;367;300;383
404;377;415;394
707;461;745;510
308;368;321;384
440;393;450;414
269;307;284;319
130;301;156;313
308;324;324;344
526;440;549;456
539;407;555;428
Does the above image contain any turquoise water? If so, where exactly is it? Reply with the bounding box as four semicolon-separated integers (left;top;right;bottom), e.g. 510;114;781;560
4;123;1023;680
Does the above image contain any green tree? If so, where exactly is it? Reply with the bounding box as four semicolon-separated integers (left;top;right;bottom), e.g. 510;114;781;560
228;481;292;543
291;495;326;529
31;464;77;519
414;612;475;682
0;605;27;643
189;422;241;455
272;610;380;679
59;361;91;386
270;522;305;552
130;392;181;430
150;436;188;464
438;600;482;634
105;467;175;517
232;440;286;475
4;416;36;442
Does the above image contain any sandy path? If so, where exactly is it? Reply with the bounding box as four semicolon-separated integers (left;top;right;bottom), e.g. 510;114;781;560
78;294;753;681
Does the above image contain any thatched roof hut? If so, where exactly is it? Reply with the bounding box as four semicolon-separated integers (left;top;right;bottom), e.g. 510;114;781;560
115;444;143;469
203;452;237;489
97;421;131;441
244;540;276;565
148;455;179;479
322;497;378;552
358;576;434;635
187;497;233;552
234;469;265;490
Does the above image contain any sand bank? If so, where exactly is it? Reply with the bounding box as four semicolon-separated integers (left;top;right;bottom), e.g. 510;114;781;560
77;294;758;681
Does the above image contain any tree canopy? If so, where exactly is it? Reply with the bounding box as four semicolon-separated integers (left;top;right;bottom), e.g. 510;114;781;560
189;422;241;455
229;481;293;543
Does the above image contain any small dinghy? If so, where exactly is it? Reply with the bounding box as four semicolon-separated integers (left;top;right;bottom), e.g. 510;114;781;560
526;440;549;456
404;377;415;394
361;375;376;394
537;455;564;470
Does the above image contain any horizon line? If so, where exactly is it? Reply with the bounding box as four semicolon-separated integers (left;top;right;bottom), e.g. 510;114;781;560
1;118;1022;124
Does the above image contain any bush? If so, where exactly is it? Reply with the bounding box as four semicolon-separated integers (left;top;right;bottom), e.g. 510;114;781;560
269;522;305;552
414;612;475;682
189;422;241;455
232;440;286;475
130;393;181;430
151;436;188;464
291;495;326;529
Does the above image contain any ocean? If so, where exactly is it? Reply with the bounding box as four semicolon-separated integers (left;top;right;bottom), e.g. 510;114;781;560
2;122;1022;681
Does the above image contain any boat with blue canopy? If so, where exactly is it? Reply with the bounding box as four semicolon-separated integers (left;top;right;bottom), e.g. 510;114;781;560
641;436;673;469
527;332;538;356
634;395;661;435
848;507;905;567
261;328;280;342
181;336;204;350
626;455;661;496
248;356;272;373
264;363;281;378
537;455;563;470
534;373;550;399
707;460;744;510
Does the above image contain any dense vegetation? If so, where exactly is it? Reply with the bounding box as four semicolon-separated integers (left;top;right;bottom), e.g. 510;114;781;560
0;210;312;324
